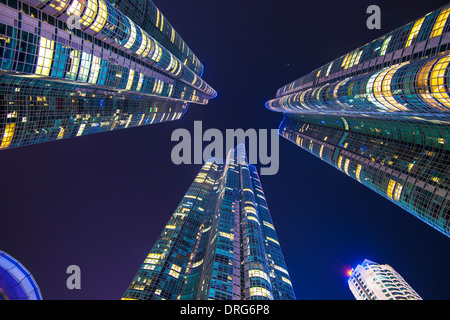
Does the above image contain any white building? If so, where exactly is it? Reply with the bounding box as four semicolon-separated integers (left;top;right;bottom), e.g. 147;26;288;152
348;259;422;300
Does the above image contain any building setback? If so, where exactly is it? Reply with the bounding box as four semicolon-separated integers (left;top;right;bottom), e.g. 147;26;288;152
122;145;296;300
0;0;216;150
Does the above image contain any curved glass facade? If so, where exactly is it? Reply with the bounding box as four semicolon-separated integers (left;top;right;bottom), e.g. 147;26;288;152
122;146;296;300
0;0;216;150
280;114;450;238
268;4;450;239
267;4;450;120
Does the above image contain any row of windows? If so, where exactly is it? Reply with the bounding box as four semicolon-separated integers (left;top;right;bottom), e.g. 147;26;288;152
0;0;216;100
280;114;450;237
267;51;450;118
123;149;296;300
278;5;450;97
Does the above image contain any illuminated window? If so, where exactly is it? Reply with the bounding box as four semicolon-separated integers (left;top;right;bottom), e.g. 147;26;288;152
171;28;175;43
406;17;425;47
266;236;280;246
249;270;270;282
35;37;55;76
356;164;362;182
67;0;87;17
430;55;450;109
282;277;292;286
338;155;343;169
0;123;15;149
151;43;162;63
66;49;80;81
49;0;70;11
344;158;350;175
136;29;148;56
136;73;144;91
380;35;392;56
79;0;98;27
393;183;403;201
90;0;107;32
249;287;272;299
88;56;101;84
430;8;450;38
57;127;65;140
78;52;92;82
126;69;135;90
387;179;396;199
124;18;137;50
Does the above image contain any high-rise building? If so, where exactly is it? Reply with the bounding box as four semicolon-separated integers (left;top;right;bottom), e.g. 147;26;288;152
0;250;42;300
279;114;450;237
266;4;450;120
267;5;450;238
0;0;216;150
122;145;296;300
348;259;422;300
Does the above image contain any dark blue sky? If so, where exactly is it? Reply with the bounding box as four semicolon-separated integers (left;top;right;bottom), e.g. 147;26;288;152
1;0;450;300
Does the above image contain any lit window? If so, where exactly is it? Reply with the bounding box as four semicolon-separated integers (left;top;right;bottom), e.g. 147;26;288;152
66;0;86;17
0;123;15;149
124;17;137;49
79;0;98;27
406;17;425;47
380;36;392;56
249;287;272;299
430;8;450;38
35;37;55;76
78;52;92;82
90;0;108;32
88;56;101;84
387;179;396;199
49;0;70;11
249;270;270;282
126;69;135;90
136;73;144;91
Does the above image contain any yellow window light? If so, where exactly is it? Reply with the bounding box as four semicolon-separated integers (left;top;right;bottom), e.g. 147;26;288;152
430;7;450;38
430;54;450;109
90;0;107;32
66;0;86;17
79;0;98;28
0;123;15;149
387;179;396;199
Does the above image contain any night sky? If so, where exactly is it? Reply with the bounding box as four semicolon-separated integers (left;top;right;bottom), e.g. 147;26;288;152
1;0;450;300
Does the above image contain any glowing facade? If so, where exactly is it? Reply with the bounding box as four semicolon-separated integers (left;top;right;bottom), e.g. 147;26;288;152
348;259;422;300
0;0;216;150
269;5;450;238
266;4;450;120
0;250;42;300
280;114;450;237
122;146;296;300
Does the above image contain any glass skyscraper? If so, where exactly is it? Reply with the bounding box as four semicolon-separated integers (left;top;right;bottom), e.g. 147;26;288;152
348;259;422;300
0;250;42;300
267;4;450;238
122;145;296;300
0;0;216;150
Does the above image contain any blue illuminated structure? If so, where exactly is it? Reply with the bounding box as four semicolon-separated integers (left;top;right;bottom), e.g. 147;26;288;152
0;250;42;300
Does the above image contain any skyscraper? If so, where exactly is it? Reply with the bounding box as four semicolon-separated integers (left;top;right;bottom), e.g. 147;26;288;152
267;5;450;238
122;145;296;300
266;4;450;120
348;259;422;300
0;250;42;300
0;0;216;150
